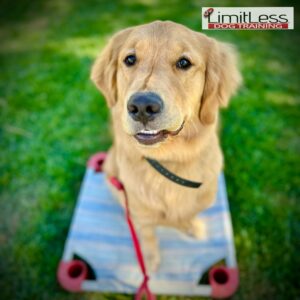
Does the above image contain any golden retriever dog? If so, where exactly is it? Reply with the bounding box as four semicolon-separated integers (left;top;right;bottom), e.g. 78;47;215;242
91;21;241;272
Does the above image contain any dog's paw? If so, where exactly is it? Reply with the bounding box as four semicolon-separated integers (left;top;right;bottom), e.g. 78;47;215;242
144;250;161;273
186;219;207;240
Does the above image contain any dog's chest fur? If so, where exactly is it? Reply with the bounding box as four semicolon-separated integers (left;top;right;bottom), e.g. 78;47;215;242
117;153;220;226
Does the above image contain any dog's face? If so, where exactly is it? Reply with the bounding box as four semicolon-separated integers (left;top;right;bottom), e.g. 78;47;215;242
91;21;241;149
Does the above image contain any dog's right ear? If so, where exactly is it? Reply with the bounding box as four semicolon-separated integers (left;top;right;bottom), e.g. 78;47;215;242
90;28;133;107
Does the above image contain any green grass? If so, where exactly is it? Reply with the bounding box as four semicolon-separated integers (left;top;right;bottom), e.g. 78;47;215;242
0;0;299;299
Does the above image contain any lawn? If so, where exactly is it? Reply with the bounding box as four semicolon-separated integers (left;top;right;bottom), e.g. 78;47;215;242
0;0;299;299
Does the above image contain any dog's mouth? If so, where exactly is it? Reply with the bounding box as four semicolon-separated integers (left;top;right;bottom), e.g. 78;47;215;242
134;121;185;146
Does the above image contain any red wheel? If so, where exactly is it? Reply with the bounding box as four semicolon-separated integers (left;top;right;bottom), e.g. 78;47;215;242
209;266;239;298
57;260;88;292
87;152;107;172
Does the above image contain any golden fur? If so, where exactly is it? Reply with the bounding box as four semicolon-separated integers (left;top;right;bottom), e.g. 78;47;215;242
91;21;241;271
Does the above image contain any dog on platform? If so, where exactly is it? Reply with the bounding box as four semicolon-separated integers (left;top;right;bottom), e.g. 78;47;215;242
91;21;241;272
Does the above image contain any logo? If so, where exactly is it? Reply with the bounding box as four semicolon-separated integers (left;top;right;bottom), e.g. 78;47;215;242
204;8;214;18
202;7;294;30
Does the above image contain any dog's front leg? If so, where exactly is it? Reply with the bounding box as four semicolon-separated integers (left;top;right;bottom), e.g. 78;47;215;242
103;145;118;178
137;224;160;273
103;146;127;207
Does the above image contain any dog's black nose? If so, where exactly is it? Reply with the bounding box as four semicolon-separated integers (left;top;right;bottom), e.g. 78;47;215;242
127;92;163;124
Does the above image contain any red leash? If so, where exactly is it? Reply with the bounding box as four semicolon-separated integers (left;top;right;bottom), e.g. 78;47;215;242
109;177;156;300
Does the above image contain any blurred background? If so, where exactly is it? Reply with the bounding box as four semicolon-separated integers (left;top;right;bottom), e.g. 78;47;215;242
0;0;299;299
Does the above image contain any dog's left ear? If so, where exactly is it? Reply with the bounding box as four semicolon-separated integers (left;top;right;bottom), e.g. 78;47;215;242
90;28;133;107
200;39;242;125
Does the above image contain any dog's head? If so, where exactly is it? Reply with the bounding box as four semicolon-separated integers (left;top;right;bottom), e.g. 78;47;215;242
91;21;241;151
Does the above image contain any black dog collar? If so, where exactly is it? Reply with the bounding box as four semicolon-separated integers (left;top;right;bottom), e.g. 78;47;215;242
145;157;202;189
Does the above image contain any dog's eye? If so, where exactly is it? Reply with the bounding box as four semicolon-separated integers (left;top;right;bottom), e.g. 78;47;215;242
124;55;137;67
176;57;192;70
